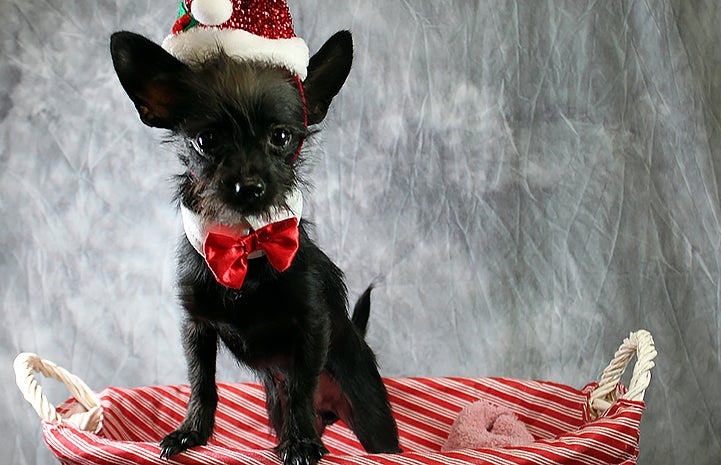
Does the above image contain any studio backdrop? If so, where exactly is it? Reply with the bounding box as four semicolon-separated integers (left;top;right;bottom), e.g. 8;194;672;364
2;1;720;464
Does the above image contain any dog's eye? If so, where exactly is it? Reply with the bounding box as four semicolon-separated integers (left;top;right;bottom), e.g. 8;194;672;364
194;131;217;153
269;128;292;148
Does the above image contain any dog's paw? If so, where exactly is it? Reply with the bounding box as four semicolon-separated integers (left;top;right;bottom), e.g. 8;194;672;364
159;429;206;459
276;437;328;465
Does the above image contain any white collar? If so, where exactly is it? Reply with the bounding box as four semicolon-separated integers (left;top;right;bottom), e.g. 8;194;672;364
180;188;303;258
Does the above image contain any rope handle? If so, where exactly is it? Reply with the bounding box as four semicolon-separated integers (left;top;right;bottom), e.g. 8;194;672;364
588;329;657;419
13;352;103;432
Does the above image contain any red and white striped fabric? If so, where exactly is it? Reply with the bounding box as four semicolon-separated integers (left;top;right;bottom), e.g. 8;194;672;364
41;377;644;465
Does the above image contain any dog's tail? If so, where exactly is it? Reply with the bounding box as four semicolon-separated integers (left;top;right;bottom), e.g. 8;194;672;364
351;285;373;336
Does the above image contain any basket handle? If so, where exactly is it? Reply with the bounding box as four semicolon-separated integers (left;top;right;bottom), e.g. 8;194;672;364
588;329;657;419
13;352;103;432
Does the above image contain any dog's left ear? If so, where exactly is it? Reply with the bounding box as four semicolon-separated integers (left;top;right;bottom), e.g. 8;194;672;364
303;30;353;125
110;31;192;129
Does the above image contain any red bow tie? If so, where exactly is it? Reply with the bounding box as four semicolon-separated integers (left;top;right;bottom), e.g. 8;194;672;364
202;217;300;289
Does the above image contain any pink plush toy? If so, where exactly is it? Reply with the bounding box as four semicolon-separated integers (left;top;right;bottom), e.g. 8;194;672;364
442;399;535;451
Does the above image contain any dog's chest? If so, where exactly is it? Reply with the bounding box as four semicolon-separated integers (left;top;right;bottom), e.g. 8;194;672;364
209;285;304;369
213;309;299;369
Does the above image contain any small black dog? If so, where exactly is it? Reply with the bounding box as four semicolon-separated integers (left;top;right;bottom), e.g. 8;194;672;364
110;28;401;465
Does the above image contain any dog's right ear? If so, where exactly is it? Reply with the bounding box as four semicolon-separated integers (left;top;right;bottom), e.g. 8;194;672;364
303;30;354;125
110;31;191;129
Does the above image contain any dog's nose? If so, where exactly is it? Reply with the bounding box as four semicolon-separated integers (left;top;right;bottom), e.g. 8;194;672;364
234;179;266;199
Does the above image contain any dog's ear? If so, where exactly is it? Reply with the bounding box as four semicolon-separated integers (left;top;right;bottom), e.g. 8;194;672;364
303;30;353;125
110;31;192;129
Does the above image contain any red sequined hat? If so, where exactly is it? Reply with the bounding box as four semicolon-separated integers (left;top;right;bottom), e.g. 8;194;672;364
162;0;309;80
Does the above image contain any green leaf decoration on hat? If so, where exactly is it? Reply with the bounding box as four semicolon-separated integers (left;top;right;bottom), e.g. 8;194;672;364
172;1;199;34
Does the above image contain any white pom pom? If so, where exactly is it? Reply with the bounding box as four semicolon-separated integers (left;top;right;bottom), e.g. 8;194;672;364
191;0;233;26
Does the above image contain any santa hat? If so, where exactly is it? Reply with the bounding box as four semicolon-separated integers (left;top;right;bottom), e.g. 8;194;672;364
162;0;310;80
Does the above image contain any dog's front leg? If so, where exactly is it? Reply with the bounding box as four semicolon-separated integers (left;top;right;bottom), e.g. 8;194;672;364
275;321;329;465
160;318;218;459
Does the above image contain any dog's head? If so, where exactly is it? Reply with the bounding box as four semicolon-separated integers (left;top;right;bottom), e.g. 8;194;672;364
110;30;352;222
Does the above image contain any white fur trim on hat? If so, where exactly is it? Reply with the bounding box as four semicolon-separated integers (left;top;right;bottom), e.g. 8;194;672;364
191;0;233;26
162;27;309;80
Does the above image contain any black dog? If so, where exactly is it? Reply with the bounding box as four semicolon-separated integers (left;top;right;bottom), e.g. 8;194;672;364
110;29;401;465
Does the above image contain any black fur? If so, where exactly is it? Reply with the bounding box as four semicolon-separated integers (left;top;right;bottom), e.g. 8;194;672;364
110;30;401;465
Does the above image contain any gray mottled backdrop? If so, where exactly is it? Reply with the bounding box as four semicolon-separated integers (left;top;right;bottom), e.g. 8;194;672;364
2;1;720;464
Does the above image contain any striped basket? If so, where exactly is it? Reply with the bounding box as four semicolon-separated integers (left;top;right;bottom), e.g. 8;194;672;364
14;330;656;465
